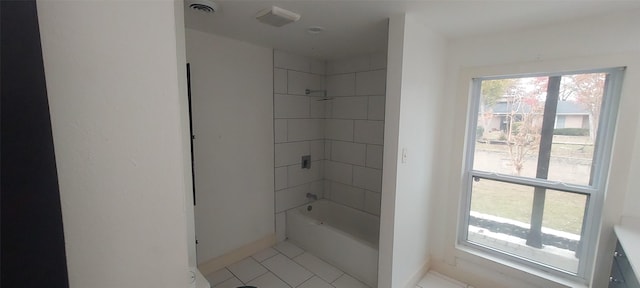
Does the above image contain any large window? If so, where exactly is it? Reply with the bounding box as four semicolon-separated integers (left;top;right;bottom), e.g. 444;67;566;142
459;68;625;281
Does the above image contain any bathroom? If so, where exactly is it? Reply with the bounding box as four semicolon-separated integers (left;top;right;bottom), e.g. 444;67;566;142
182;1;640;288
28;0;640;288
186;2;389;287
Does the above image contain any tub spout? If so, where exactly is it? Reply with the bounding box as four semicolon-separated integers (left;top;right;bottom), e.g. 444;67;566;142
306;193;318;201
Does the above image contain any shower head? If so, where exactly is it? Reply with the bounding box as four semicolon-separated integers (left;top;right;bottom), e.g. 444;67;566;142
305;89;326;95
305;89;333;101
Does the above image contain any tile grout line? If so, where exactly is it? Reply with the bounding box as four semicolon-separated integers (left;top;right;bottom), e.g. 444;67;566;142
223;265;264;286
244;269;270;285
331;272;346;284
230;242;374;288
277;244;346;287
291;255;342;287
257;254;295;288
294;274;315;288
205;267;234;287
251;250;279;263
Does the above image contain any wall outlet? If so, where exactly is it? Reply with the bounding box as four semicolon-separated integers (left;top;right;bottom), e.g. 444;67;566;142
401;148;407;164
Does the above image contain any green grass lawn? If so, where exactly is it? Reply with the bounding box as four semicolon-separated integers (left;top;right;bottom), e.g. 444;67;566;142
470;178;587;235
470;133;592;235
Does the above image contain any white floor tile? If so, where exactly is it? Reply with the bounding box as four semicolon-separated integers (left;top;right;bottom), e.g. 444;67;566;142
246;271;292;288
205;268;234;286
213;276;243;288
274;240;305;258
332;274;370;288
252;247;279;262
299;276;335;288
262;254;313;287
215;242;386;288
226;257;267;283
416;271;466;288
294;252;344;283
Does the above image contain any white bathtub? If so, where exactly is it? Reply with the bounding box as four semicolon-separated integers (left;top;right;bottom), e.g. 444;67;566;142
286;200;379;287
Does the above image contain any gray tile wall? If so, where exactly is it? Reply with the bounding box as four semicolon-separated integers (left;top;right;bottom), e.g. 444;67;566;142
273;51;386;241
273;51;326;242
324;53;387;216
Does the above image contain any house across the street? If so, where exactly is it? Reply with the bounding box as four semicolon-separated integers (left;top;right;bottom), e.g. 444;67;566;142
483;100;590;132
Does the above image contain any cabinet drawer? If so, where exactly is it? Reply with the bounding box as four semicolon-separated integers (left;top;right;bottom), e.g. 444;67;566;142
612;241;640;288
610;255;627;288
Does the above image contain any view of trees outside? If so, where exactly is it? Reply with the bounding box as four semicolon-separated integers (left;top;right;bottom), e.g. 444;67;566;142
474;73;605;185
506;77;546;176
560;73;606;141
470;73;606;250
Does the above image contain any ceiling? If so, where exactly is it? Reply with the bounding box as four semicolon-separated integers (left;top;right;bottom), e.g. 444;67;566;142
184;1;640;61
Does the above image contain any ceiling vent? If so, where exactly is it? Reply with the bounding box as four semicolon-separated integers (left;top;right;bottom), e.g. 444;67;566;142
187;0;218;13
256;6;301;27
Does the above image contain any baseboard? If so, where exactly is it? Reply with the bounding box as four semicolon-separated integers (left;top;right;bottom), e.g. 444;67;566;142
404;256;431;288
192;267;210;288
430;256;577;288
197;233;276;276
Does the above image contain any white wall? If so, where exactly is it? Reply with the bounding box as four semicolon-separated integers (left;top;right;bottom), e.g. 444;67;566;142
186;29;275;264
173;0;199;272
378;14;404;288
378;14;446;288
431;8;640;288
625;117;640;216
37;1;194;287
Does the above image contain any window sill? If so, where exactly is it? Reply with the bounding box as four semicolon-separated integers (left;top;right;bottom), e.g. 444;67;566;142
455;244;589;288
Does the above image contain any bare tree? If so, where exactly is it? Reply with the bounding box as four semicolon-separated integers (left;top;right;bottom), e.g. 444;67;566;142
505;77;546;176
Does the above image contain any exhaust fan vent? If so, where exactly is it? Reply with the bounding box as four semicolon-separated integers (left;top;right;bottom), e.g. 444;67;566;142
256;6;301;27
188;0;218;13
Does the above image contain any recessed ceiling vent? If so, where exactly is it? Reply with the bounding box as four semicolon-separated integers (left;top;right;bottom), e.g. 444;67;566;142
256;6;301;27
187;0;218;13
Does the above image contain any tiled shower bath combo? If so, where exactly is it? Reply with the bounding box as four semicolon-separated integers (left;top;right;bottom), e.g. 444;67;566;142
273;51;387;287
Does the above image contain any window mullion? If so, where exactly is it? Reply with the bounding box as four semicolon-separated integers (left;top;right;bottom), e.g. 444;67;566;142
527;76;561;248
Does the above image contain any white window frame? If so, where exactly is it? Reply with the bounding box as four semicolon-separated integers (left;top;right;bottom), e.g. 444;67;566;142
458;67;625;282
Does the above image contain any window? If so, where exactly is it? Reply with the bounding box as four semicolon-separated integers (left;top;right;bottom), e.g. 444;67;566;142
555;115;566;129
460;68;625;281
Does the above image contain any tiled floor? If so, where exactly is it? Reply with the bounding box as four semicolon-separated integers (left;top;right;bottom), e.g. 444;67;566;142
205;240;371;288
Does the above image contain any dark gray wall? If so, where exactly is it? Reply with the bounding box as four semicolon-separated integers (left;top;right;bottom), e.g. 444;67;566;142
1;1;69;287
